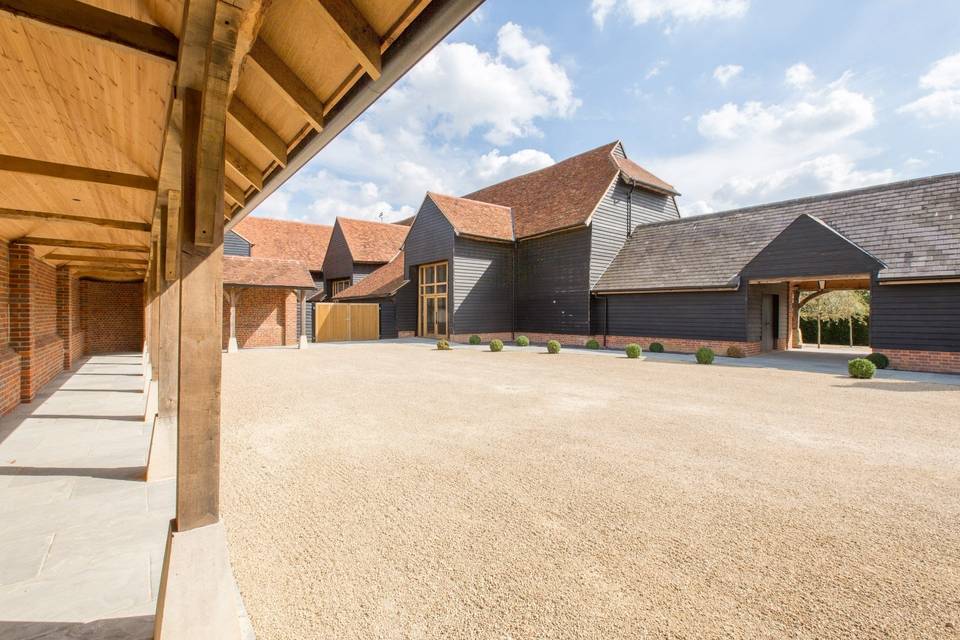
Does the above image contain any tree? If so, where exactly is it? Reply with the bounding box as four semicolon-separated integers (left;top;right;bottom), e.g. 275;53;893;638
799;290;870;348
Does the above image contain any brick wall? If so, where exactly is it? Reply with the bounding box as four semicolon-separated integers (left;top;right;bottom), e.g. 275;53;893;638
9;244;65;401
0;242;20;414
80;280;145;354
56;267;84;369
513;331;762;356
881;349;960;375
223;287;297;349
450;332;514;343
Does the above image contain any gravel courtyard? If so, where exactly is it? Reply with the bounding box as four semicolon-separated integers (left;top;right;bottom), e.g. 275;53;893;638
220;343;960;639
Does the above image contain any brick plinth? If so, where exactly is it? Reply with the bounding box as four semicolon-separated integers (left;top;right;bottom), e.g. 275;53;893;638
398;331;415;338
603;335;763;356
450;332;514;343
516;332;598;347
881;349;960;375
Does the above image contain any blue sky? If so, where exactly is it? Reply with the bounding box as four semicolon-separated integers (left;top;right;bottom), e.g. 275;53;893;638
255;0;960;224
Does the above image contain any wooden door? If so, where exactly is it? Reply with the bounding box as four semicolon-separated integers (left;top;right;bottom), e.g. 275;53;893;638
761;294;775;351
418;261;448;337
314;303;379;342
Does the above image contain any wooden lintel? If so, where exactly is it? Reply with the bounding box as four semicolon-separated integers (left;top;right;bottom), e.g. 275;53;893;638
224;177;246;207
314;0;382;80
248;40;325;130
0;154;157;191
0;0;179;61
45;253;148;265
225;144;262;190
227;99;287;166
0;207;151;231
19;237;149;253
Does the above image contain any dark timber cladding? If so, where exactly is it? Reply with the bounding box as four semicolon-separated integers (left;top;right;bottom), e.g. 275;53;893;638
322;223;354;285
453;237;513;334
224;230;251;256
871;282;960;352
516;227;592;334
600;290;748;341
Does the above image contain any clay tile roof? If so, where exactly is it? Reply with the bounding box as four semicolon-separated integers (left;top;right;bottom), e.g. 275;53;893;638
337;217;409;263
428;192;514;241
615;156;678;195
464;141;674;239
233;216;332;271
222;255;315;289
333;251;407;300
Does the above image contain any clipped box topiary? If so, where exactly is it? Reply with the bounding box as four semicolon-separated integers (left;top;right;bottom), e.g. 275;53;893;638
865;352;889;369
649;342;665;353
547;340;561;354
436;339;451;351
515;335;530;347
695;347;715;365
625;343;642;359
848;358;876;379
489;339;504;352
468;335;482;345
585;339;600;349
726;345;746;358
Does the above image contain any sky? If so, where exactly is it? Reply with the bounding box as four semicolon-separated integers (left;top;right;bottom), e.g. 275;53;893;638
253;0;960;224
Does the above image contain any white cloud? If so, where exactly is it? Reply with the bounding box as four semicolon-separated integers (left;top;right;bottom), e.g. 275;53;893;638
649;72;893;213
253;23;572;224
785;62;815;88
898;51;960;121
591;0;748;28
712;64;743;85
645;60;668;80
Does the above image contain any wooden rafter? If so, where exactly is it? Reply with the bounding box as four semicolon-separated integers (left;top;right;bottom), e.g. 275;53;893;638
44;253;148;265
225;144;262;190
0;207;151;231
18;237;149;253
247;40;325;130
0;0;179;61
224;178;246;207
314;0;381;80
227;100;287;166
0;154;157;191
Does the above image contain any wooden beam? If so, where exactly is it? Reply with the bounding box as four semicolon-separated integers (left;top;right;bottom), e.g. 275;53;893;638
45;253;148;265
225;144;262;191
18;237;149;253
0;0;179;61
227;100;287;166
247;40;324;130
0;154;157;190
224;177;246;207
313;0;381;80
165;191;182;281
0;206;151;232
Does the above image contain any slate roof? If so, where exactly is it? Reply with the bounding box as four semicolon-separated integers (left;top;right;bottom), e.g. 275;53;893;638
222;256;315;289
337;217;409;263
595;173;960;292
333;251;407;300
428;192;514;241
465;141;674;239
233;216;332;271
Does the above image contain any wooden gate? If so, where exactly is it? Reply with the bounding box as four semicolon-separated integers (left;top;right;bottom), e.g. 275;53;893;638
314;303;380;342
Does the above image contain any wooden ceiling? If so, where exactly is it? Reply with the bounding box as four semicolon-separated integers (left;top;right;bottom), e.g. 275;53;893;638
0;0;448;281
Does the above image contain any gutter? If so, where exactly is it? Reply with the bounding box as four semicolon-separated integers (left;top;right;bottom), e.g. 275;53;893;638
227;0;485;230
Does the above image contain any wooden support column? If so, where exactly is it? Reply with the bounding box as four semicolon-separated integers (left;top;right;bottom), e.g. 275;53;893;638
226;288;239;352
298;289;308;348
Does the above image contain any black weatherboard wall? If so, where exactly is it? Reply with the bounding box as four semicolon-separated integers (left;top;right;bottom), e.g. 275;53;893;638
224;230;251;256
871;282;960;352
453;237;513;334
516;227;592;335
322;223;354;290
597;289;749;341
402;196;454;332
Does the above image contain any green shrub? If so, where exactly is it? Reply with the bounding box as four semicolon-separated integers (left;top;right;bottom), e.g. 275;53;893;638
515;335;530;347
436;339;450;351
468;335;482;345
625;344;642;359
546;340;561;354
489;339;504;352
848;358;876;379
695;347;715;365
865;352;889;369
585;339;600;350
726;345;746;359
649;342;665;353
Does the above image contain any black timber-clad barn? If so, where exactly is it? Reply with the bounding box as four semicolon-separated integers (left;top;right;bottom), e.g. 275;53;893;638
594;173;960;372
321;217;411;299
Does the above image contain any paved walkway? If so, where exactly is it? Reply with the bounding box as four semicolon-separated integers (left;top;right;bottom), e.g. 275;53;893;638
0;354;168;639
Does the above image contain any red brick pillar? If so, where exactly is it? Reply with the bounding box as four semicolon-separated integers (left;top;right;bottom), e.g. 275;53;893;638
0;241;21;415
56;266;81;370
9;243;36;401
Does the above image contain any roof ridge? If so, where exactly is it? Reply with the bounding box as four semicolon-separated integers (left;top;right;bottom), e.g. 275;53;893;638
238;215;332;228
428;191;512;212
337;215;409;228
224;255;309;264
632;171;960;233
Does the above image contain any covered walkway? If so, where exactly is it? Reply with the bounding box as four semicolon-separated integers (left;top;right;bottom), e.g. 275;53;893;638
0;354;251;638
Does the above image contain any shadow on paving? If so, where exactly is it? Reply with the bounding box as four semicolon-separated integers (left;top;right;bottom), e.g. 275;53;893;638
0;615;154;639
832;379;958;393
0;466;145;480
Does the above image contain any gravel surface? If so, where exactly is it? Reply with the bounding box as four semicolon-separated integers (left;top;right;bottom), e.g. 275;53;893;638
221;343;960;639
